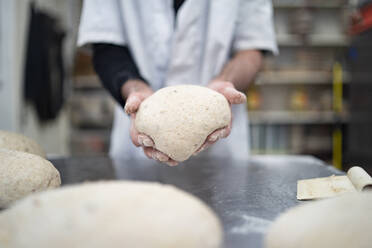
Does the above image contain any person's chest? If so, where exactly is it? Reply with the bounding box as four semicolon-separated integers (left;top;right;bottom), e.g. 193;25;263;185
120;0;240;85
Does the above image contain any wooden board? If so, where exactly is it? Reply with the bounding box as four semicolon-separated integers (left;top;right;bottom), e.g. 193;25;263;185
297;175;357;200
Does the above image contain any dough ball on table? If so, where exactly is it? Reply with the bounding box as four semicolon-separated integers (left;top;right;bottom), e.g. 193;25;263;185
0;130;46;158
135;85;231;162
0;181;223;248
265;192;372;248
0;149;61;209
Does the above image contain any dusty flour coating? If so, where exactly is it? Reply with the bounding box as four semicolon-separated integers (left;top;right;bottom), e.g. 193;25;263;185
265;192;372;248
135;85;231;161
0;149;61;208
0;130;46;158
0;181;223;248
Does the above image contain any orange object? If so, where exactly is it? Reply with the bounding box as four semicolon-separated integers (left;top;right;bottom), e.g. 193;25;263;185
291;88;308;111
247;89;261;110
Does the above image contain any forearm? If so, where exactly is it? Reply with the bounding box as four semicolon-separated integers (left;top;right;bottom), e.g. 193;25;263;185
92;43;149;107
121;79;152;100
214;50;263;92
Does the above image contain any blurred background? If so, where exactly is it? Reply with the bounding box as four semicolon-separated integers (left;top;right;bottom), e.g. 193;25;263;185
0;0;371;172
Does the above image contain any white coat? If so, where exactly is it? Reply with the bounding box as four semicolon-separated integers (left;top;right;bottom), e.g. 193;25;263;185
78;0;277;161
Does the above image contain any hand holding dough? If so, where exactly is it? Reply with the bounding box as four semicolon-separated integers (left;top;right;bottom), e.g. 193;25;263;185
194;81;246;154
135;85;231;162
124;84;179;166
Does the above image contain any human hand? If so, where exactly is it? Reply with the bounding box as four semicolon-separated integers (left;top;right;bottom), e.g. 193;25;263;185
194;81;247;155
123;80;179;166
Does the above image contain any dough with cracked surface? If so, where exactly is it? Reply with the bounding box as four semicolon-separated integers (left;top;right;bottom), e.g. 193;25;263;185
0;149;61;208
0;130;45;158
0;181;223;248
135;85;231;161
265;192;372;248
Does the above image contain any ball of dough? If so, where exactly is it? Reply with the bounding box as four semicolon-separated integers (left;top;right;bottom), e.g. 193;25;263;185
0;130;45;158
0;181;223;248
265;192;372;248
0;149;61;208
135;85;231;161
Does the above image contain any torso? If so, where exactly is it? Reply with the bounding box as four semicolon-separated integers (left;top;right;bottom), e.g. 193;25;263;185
109;0;250;160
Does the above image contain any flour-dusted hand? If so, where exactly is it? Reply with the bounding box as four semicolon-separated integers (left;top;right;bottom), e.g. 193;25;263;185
123;80;179;166
129;113;179;166
123;80;154;115
123;80;154;148
194;81;247;155
208;81;246;104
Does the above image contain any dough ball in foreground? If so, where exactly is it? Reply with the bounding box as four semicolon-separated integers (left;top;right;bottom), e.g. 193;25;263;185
0;130;45;158
0;149;61;208
0;181;223;248
265;192;372;248
135;85;231;161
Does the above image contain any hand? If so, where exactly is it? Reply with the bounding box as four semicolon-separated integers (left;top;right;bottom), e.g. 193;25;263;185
123;80;179;166
194;80;247;155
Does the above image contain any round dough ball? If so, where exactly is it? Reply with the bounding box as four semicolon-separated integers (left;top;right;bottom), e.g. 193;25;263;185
0;181;223;248
135;85;231;161
0;130;45;158
265;192;372;248
0;149;61;208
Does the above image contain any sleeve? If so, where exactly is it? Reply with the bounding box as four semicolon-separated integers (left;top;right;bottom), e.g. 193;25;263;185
232;0;278;55
77;0;127;46
92;43;148;107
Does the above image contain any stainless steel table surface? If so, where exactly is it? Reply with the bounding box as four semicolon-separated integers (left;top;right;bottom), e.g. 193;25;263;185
50;155;343;248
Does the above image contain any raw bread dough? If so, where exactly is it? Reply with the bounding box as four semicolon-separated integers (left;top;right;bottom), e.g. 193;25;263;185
0;149;61;208
265;192;372;248
0;181;223;248
135;85;231;161
0;130;45;158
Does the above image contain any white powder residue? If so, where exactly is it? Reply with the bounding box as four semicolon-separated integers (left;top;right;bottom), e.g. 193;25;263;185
230;215;272;234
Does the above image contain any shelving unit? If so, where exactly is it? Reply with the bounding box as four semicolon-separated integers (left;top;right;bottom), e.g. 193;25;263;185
277;34;349;47
249;111;348;125
73;75;102;89
256;70;350;85
70;48;115;155
272;0;348;9
249;0;350;165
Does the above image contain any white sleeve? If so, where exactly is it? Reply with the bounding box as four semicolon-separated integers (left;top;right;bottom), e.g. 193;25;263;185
233;0;278;55
77;0;126;46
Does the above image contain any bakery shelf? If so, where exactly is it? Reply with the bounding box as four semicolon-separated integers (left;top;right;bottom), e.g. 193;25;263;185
256;70;350;85
248;111;348;124
277;35;350;47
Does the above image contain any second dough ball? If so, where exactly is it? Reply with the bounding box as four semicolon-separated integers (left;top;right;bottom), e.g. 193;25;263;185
135;85;231;161
0;130;45;158
0;149;61;208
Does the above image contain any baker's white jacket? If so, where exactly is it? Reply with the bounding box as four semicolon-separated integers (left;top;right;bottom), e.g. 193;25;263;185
78;0;277;160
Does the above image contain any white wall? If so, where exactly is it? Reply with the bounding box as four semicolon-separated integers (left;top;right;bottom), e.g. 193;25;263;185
0;0;20;132
0;0;81;156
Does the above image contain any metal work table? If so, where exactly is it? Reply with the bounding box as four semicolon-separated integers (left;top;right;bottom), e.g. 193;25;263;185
51;155;342;248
